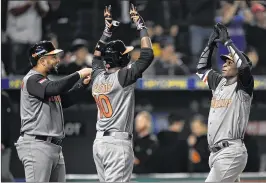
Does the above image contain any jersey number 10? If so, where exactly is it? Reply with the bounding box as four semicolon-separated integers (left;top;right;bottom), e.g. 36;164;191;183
93;94;113;119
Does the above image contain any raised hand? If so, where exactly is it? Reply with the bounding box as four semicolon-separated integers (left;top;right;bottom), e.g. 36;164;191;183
103;5;120;37
207;27;219;47
129;3;146;31
83;75;91;85
214;23;231;45
104;5;112;29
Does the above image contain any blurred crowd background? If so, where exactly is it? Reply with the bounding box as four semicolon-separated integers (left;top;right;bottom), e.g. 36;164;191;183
1;0;266;76
1;0;266;181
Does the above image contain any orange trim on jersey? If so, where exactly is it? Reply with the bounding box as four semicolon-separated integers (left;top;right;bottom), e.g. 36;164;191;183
94;94;113;119
203;76;208;83
99;95;113;118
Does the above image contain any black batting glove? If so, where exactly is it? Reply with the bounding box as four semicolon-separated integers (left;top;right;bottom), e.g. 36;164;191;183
103;5;120;37
208;27;219;48
129;3;147;31
214;23;232;45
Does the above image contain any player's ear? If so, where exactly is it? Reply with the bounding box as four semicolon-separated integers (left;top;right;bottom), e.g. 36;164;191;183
39;58;46;67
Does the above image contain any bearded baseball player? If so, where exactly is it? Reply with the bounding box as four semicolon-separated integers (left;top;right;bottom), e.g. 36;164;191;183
91;4;154;182
196;22;254;182
15;41;91;182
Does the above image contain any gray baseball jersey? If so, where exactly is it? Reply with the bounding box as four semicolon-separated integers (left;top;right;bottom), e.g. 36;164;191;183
204;74;252;146
197;43;254;146
91;48;154;134
92;71;135;134
20;69;64;138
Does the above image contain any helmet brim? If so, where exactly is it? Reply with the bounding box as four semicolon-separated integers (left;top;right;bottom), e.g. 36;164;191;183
44;49;64;56
220;54;233;62
220;53;252;69
122;46;134;55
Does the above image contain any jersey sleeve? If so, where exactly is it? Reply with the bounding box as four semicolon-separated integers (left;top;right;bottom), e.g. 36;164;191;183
118;48;154;87
196;45;222;90
60;78;91;108
196;69;223;90
91;56;105;83
237;74;254;98
27;72;80;99
27;74;50;99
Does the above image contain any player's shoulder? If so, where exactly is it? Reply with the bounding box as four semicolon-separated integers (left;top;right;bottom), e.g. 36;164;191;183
27;73;45;83
214;78;227;89
93;71;118;85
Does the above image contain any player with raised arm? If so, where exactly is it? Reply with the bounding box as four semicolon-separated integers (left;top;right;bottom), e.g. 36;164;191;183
90;4;154;182
196;22;254;182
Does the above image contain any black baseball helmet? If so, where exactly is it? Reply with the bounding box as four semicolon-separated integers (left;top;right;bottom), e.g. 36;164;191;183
28;40;63;67
102;40;134;68
220;52;252;69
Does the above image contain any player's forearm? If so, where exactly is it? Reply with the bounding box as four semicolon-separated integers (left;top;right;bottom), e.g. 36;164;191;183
60;80;89;108
140;29;152;49
196;45;214;75
94;34;111;57
135;48;154;72
45;72;80;97
225;41;253;89
225;41;249;69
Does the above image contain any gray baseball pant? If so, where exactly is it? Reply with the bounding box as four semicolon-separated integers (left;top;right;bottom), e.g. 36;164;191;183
205;139;247;182
15;134;65;182
93;132;134;182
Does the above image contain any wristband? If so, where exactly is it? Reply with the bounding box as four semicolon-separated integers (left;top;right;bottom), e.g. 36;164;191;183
95;41;106;52
140;28;149;39
77;71;84;79
225;39;232;46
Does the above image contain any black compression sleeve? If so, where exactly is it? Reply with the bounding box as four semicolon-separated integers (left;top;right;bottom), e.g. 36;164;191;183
45;72;80;97
118;48;154;87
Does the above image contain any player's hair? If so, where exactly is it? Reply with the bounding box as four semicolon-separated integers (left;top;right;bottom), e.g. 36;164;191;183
136;111;152;122
168;112;185;126
191;114;207;126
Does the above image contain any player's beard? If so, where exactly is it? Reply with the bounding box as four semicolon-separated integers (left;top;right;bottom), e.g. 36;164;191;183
47;64;59;75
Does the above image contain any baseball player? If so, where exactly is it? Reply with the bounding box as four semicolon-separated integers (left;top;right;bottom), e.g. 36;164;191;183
196;22;254;182
15;40;91;182
91;4;154;182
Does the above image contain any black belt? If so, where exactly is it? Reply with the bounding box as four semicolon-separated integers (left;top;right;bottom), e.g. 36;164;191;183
209;139;244;153
209;141;229;153
21;133;63;146
103;131;132;140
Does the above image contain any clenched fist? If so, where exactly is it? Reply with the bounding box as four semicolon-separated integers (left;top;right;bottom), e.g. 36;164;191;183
77;68;92;79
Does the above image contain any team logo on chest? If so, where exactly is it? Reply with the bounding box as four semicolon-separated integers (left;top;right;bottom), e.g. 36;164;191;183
211;97;232;108
92;83;113;94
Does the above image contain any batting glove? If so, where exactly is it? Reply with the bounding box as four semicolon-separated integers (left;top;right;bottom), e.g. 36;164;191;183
214;23;232;45
207;27;219;47
103;5;120;37
130;3;147;31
